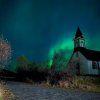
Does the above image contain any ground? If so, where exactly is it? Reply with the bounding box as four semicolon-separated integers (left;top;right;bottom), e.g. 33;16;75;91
5;81;100;100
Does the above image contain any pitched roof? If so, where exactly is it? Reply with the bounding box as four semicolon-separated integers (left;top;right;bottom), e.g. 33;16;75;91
75;27;83;39
74;47;100;61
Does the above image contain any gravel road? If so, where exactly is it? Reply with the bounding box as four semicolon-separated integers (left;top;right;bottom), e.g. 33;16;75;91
6;81;100;100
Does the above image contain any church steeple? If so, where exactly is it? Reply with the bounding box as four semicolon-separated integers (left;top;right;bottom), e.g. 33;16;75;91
74;27;85;48
75;27;83;38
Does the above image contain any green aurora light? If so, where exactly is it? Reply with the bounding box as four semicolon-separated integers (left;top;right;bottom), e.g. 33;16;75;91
47;31;89;68
48;38;74;67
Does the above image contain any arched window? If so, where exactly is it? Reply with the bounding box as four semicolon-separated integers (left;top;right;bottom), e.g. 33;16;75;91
80;40;84;47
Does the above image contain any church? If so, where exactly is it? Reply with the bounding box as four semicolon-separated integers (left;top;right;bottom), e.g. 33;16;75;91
67;27;100;75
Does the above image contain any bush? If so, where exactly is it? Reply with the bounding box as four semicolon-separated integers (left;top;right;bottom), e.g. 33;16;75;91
0;81;16;100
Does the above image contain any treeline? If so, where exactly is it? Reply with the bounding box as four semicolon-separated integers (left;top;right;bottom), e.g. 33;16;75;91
0;50;68;85
12;54;68;85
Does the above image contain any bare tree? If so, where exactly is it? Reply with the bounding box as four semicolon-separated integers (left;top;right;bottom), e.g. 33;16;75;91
0;34;12;72
51;51;67;72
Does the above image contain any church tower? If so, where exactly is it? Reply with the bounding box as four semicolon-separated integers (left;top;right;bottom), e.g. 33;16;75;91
74;27;85;48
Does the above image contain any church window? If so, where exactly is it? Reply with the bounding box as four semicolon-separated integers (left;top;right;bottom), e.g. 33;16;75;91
92;61;98;69
81;41;83;45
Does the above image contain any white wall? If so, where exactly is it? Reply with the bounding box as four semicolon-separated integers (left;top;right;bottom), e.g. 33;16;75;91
68;52;89;75
68;51;100;75
77;52;89;75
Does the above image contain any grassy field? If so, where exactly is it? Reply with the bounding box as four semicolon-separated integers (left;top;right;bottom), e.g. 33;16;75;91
26;76;100;92
69;76;100;92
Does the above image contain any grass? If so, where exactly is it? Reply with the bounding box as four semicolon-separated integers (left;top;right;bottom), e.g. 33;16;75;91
0;96;3;100
25;76;100;92
62;76;100;92
93;85;100;92
0;90;3;100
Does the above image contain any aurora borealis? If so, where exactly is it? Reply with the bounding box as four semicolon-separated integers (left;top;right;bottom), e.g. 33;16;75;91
0;0;100;65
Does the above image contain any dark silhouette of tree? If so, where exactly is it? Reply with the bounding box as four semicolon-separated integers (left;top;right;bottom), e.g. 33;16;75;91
49;50;68;85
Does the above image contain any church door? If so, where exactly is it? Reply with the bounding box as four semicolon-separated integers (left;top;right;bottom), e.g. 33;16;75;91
76;63;80;75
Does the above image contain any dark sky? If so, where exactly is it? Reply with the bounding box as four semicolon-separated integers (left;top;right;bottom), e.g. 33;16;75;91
0;0;100;63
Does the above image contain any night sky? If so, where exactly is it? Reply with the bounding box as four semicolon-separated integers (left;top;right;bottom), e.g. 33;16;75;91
0;0;100;63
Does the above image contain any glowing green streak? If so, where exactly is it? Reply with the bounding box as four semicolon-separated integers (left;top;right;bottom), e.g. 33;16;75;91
48;60;53;68
48;38;73;67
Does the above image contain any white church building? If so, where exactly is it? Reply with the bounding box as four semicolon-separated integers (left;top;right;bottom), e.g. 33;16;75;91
67;27;100;75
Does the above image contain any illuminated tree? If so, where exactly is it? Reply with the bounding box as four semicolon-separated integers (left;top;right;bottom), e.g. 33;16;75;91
17;55;29;72
51;51;67;72
0;34;12;71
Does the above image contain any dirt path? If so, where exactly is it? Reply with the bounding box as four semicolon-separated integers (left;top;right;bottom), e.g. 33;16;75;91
6;81;100;100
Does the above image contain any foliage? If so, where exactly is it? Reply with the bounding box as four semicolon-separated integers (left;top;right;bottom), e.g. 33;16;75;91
51;51;67;72
16;55;29;72
0;34;12;72
16;57;49;83
0;82;16;99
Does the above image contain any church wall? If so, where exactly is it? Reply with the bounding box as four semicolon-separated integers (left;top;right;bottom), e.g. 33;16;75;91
78;52;89;75
67;51;100;75
67;52;89;75
68;51;100;75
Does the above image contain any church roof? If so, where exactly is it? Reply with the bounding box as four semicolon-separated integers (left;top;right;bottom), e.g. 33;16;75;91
74;47;100;61
75;27;83;39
